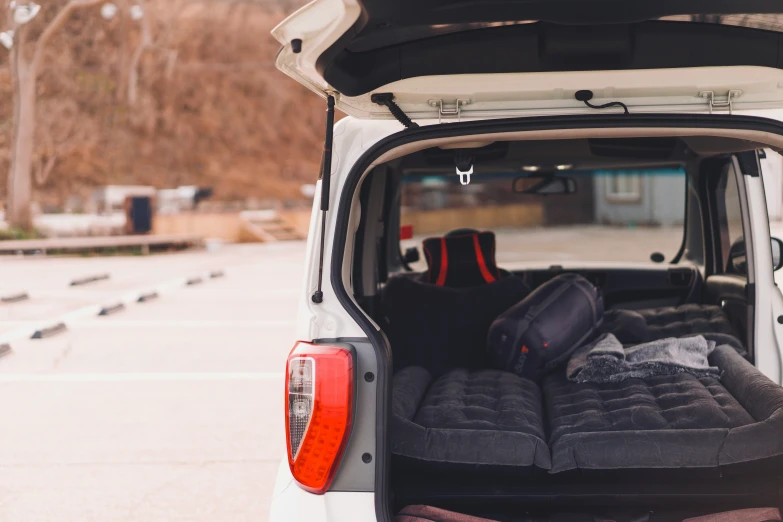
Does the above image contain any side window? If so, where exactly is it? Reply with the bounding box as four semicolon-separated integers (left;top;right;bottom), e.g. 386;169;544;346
715;163;745;273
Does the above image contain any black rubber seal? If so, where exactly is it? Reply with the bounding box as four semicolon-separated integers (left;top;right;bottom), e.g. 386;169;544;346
737;150;762;177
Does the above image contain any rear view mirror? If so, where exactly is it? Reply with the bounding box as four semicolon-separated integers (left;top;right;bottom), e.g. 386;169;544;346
512;175;577;195
727;238;783;273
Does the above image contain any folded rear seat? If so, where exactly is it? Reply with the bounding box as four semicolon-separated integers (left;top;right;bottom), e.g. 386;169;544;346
544;344;783;473
382;230;530;375
391;366;551;470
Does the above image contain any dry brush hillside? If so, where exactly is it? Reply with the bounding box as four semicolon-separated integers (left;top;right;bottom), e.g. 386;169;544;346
0;0;324;209
11;7;780;211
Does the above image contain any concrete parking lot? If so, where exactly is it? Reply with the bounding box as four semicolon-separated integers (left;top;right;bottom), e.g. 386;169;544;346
0;242;305;522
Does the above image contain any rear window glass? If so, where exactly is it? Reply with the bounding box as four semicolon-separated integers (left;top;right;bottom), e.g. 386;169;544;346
399;168;686;268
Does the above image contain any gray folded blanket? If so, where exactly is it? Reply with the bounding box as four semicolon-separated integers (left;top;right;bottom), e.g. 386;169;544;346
567;333;721;384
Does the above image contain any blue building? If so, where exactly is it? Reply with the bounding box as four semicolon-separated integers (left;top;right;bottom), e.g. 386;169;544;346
593;169;686;227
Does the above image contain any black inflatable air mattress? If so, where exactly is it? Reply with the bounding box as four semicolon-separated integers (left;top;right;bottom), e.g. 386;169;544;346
391;366;551;470
392;345;783;474
602;304;745;354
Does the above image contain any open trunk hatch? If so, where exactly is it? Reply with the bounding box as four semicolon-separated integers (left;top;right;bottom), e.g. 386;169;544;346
273;2;783;119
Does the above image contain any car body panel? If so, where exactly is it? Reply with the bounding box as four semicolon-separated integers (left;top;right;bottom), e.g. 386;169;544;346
331;67;783;121
269;460;376;521
274;0;783;118
742;172;783;382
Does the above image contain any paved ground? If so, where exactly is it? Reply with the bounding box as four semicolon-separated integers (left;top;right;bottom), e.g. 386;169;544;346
0;241;306;522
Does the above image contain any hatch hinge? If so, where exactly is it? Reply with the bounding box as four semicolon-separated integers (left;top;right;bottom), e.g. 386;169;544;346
699;90;742;114
428;99;471;123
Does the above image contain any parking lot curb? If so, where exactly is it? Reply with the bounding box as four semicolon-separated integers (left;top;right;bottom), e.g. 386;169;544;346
137;292;159;303
99;303;126;316
70;274;110;286
186;277;203;286
31;322;67;339
1;292;29;303
0;344;11;358
210;270;225;279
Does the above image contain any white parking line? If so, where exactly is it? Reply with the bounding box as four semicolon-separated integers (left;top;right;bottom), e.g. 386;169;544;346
0;270;227;345
74;320;296;328
0;372;285;382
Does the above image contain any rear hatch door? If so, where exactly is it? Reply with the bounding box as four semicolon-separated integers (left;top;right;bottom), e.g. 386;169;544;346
273;1;783;119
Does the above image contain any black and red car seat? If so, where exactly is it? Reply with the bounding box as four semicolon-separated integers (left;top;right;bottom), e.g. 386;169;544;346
421;229;505;288
382;229;528;374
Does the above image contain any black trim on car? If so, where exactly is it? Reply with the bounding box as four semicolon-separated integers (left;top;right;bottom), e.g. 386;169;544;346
315;337;372;344
322;21;783;97
737;150;762;177
329;113;783;522
747;282;757;302
332;0;783;37
700;156;728;276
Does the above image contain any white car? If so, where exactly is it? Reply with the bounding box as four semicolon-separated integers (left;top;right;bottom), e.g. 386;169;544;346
270;3;783;521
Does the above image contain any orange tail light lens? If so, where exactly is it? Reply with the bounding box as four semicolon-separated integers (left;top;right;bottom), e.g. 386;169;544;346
285;342;353;494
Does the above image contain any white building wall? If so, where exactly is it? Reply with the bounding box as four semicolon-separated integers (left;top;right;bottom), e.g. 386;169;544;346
593;172;686;227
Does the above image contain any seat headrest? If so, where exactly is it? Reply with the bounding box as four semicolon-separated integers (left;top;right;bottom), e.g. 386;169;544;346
422;231;501;288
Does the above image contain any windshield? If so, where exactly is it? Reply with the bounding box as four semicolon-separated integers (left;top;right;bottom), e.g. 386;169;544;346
400;167;686;268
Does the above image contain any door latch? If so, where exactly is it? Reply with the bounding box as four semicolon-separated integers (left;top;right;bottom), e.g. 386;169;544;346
429;99;471;123
699;90;742;114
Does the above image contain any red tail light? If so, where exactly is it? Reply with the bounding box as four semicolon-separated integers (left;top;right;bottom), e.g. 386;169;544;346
285;342;353;494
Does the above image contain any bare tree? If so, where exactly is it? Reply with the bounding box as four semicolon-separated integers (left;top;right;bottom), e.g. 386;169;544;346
126;0;149;105
33;98;95;187
6;0;102;230
125;0;180;105
0;0;320;213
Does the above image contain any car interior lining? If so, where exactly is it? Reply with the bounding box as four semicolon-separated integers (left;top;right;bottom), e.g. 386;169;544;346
322;21;783;96
364;127;783;168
